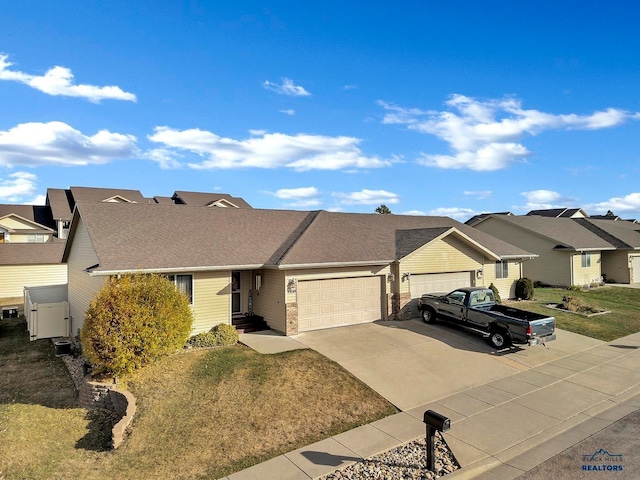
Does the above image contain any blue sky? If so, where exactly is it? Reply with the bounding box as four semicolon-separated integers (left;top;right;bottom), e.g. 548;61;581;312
1;1;639;220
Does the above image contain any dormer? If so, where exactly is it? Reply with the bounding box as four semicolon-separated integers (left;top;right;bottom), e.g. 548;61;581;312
102;195;136;203
205;198;239;208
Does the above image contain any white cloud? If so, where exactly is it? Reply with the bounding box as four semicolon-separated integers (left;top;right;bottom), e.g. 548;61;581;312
0;121;138;167
280;109;296;116
584;192;640;215
273;187;319;199
0;172;39;202
342;84;358;90
380;95;639;171
427;207;478;221
147;127;392;171
263;77;311;96
332;189;400;205
464;190;492;199
518;189;577;210
0;53;136;103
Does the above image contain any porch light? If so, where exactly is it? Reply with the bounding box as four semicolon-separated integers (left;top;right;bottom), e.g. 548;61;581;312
387;273;395;283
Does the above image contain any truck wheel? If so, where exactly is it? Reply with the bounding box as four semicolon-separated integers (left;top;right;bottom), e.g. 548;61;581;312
422;307;437;324
488;329;511;349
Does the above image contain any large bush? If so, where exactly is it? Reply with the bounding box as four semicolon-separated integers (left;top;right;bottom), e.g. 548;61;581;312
515;277;535;300
81;273;193;377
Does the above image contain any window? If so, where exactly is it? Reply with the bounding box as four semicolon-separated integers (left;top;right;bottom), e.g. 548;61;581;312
27;233;45;243
495;261;508;279
581;252;591;268
168;274;193;303
446;291;466;305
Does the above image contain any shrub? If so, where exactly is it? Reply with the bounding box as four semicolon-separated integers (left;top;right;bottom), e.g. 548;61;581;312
186;324;239;348
515;277;534;300
213;323;239;346
187;331;218;348
81;273;193;377
488;283;501;304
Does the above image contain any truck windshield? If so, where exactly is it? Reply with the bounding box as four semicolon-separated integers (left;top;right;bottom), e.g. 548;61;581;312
469;290;495;307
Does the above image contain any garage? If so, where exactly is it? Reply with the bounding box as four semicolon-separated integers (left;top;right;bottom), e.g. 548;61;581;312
297;276;383;332
407;272;473;317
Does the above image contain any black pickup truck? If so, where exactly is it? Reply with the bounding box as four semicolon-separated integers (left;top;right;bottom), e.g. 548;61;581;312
418;287;556;348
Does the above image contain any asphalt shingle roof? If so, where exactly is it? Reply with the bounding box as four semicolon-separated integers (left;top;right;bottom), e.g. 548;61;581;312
0;242;65;265
483;215;615;250
0;205;55;230
67;203;534;273
172;191;252;208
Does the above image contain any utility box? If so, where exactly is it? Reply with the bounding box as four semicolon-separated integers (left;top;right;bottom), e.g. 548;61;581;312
2;307;19;319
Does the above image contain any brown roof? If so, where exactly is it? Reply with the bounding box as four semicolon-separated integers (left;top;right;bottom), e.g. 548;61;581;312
70;186;147;204
0;242;65;265
478;215;615;250
172;191;252;208
46;188;74;221
579;219;640;249
65;203;534;273
279;211;531;266
0;205;55;230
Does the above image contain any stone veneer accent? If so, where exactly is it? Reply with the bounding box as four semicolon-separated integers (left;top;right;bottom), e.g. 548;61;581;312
78;378;136;449
397;292;413;320
285;302;298;335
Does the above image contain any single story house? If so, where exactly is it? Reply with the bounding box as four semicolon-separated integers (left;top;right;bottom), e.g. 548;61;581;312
63;202;536;337
469;214;619;287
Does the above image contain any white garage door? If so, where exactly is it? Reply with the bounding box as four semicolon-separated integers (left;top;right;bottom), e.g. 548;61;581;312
632;256;640;283
298;276;382;332
410;272;473;298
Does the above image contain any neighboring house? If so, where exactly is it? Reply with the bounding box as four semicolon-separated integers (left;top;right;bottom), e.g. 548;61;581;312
470;214;616;287
171;191;252;208
62;202;535;337
0;205;67;299
526;208;588;218
576;218;640;284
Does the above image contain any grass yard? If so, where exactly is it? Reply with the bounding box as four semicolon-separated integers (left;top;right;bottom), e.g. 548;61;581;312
507;286;640;341
0;318;396;479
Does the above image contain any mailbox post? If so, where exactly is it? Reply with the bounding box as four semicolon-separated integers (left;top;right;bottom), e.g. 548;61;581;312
423;410;451;472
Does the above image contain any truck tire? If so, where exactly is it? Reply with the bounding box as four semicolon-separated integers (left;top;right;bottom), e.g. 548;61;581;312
488;328;511;349
421;307;437;324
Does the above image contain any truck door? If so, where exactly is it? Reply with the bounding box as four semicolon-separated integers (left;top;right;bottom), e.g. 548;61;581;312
439;290;467;322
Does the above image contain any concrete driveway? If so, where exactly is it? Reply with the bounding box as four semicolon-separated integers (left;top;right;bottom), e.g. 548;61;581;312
292;318;603;411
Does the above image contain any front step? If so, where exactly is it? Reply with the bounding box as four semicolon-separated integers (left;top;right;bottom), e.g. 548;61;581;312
232;314;270;334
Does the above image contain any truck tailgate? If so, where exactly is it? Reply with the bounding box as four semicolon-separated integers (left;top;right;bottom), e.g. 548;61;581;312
530;317;555;337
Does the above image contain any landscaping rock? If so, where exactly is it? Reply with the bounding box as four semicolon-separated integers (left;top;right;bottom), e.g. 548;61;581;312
322;433;459;479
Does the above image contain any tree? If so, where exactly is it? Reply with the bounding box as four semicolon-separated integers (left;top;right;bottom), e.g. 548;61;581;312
374;204;392;214
81;273;193;377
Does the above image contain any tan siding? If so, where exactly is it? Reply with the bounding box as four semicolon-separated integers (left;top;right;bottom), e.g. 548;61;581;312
252;269;286;333
0;264;67;298
483;260;519;299
475;218;572;286
191;271;231;334
601;251;631;284
399;236;484;295
0;217;37;229
571;252;602;286
67;220;106;334
4;233;54;243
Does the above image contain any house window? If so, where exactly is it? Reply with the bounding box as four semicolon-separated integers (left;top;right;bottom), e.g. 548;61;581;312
27;234;45;243
168;274;193;304
495;261;508;279
581;252;591;268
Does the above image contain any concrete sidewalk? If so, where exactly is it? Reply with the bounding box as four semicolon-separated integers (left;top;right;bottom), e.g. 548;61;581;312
229;330;640;479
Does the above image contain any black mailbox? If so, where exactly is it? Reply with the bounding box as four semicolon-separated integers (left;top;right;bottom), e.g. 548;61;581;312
423;409;451;432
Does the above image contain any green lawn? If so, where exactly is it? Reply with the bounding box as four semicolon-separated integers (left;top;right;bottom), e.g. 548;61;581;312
507;286;640;341
0;318;396;479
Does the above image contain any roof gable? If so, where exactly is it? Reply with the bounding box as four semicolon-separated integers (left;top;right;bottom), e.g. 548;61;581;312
0;213;54;232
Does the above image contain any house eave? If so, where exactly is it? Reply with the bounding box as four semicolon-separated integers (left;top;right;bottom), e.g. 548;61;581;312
275;260;392;270
87;264;265;276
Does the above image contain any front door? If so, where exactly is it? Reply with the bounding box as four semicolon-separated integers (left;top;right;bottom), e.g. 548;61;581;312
232;271;241;314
